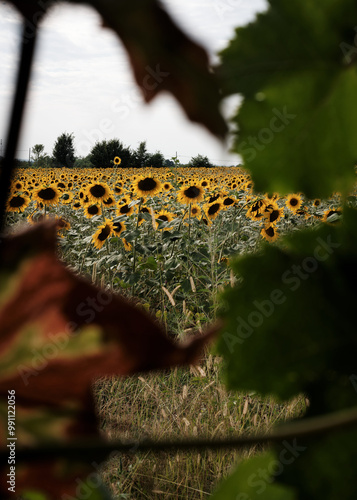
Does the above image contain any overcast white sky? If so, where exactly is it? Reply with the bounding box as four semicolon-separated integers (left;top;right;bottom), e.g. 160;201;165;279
0;0;267;164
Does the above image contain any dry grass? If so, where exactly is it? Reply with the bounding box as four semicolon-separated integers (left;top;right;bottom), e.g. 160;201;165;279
93;355;306;499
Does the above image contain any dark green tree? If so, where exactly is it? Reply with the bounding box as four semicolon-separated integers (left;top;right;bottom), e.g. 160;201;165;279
188;154;214;168
31;144;51;167
131;141;150;168
31;144;44;162
52;133;75;168
148;151;165;168
73;155;94;169
89;139;132;168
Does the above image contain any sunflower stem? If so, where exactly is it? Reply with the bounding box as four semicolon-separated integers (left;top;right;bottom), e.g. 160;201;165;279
169;206;188;259
0;19;38;233
131;198;142;295
188;203;192;240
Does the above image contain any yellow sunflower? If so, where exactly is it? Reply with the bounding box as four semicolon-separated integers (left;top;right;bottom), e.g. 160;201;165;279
222;196;237;208
261;224;279;242
263;202;284;224
114;156;121;165
133;176;162;197
61;192;74;204
112;220;126;236
92;219;114;249
200;179;210;189
116;202;135;216
138;206;150;225
86;182;111;203
6;194;31;212
177;184;204;204
155;210;175;230
102;195;116;208
183;204;201;219
11;180;24;191
205;199;223;220
122;238;132;251
33;186;60;206
84;204;102;218
322;208;342;222
72;200;82;210
162;182;173;192
246;198;268;221
286;194;302;213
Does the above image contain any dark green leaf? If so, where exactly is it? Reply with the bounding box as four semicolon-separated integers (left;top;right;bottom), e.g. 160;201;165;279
218;207;357;411
219;0;357;197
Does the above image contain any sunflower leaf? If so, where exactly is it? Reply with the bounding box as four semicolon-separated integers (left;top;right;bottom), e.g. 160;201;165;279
219;0;357;197
217;207;357;413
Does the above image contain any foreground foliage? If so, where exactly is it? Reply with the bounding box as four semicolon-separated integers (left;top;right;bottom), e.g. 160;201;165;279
1;0;357;498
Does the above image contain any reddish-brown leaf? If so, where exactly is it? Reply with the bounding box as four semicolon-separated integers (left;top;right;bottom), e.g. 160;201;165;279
0;220;221;498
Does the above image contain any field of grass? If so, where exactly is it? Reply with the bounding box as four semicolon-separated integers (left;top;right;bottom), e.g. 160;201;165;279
6;165;342;498
94;362;307;499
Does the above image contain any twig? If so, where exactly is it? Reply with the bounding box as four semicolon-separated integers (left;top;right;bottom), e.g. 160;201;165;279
2;405;357;464
0;20;38;232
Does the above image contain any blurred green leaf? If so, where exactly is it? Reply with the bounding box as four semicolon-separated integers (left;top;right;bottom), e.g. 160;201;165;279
218;207;357;412
211;451;296;500
220;0;357;197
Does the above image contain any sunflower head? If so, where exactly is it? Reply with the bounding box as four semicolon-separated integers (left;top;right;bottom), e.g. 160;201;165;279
103;196;116;207
34;186;60;206
205;200;223;220
261;224;279;242
178;184;204;204
263;202;283;224
122;238;132;251
114;156;121;165
92;220;114;249
86;182;111;203
112;220;126;236
133;176;162;198
322;208;342;223
116;203;134;216
155;210;174;230
6;194;31;213
286;194;303;213
84;204;102;218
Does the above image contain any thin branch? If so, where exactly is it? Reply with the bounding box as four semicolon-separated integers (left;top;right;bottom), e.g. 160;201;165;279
0;20;38;232
2;405;357;464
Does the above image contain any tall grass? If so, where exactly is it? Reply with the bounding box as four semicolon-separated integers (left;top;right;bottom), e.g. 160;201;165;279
93;357;306;498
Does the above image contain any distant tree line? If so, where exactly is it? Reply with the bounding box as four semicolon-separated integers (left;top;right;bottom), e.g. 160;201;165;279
0;132;225;169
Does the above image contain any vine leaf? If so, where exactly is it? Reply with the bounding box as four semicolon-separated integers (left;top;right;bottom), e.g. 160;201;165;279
219;0;357;197
211;426;357;499
8;0;227;139
211;450;297;500
217;207;357;414
0;220;220;498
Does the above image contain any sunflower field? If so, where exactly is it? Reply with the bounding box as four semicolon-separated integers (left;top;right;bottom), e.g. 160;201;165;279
6;165;345;335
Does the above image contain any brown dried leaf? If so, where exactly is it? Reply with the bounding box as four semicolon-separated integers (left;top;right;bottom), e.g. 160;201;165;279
0;220;221;498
